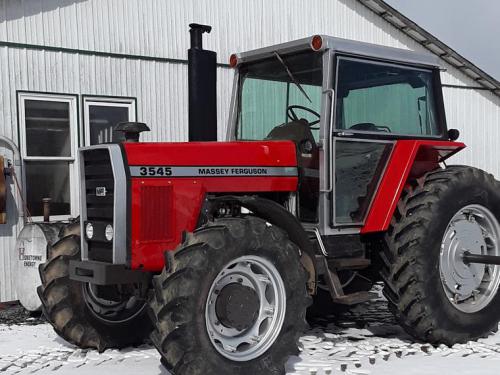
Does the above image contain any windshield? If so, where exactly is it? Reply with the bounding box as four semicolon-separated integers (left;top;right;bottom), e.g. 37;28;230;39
236;51;323;141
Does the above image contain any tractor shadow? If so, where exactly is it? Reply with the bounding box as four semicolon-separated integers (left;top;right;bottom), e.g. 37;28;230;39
305;284;414;343
286;286;420;375
306;297;413;341
285;286;433;374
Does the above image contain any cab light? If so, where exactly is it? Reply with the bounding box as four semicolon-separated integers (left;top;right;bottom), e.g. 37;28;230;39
229;54;238;68
311;35;323;51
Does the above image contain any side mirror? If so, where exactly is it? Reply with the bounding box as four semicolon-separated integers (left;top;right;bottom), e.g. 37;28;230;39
448;128;460;141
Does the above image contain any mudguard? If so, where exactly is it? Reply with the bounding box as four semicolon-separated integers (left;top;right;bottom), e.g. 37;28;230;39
361;140;465;234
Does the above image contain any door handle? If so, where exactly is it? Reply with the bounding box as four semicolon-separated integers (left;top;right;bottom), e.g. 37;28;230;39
333;131;355;137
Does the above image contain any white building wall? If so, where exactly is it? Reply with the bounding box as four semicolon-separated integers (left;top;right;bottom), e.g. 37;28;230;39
0;0;499;300
0;45;233;300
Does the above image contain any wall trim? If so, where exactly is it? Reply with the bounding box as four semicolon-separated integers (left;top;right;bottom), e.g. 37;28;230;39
0;40;231;68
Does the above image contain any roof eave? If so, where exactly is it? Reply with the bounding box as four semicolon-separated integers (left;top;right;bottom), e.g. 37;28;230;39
358;0;500;96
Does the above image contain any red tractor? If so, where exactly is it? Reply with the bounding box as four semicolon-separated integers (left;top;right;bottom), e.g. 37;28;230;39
38;25;500;374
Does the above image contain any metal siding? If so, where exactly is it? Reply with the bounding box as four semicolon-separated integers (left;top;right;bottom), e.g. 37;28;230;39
0;0;499;301
0;47;195;300
0;45;19;302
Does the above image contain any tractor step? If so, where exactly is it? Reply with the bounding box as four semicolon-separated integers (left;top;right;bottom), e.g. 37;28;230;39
319;257;377;305
329;257;371;270
332;291;378;305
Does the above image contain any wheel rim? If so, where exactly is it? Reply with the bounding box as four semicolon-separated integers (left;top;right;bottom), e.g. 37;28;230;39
439;204;500;313
83;283;147;324
205;255;287;362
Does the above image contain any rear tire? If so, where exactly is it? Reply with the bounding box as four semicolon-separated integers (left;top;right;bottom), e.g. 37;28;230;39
382;166;500;345
148;216;311;375
37;221;152;351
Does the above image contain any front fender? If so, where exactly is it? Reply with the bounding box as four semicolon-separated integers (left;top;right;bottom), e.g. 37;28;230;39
208;195;317;294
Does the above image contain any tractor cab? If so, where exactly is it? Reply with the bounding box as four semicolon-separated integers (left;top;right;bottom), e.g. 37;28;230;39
227;35;450;234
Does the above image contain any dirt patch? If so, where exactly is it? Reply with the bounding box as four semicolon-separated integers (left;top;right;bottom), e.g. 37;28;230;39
0;302;46;326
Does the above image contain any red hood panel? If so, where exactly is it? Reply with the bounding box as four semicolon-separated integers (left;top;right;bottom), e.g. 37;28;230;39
123;141;297;166
124;140;298;271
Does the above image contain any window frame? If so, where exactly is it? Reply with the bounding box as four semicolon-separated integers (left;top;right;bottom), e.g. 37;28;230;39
333;55;448;140
17;91;79;221
234;51;324;141
82;96;137;146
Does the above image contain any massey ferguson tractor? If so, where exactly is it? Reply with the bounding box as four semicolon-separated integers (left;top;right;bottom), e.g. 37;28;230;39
36;25;500;374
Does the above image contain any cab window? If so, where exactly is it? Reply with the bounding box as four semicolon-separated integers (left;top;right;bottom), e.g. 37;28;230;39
335;58;441;136
236;51;323;141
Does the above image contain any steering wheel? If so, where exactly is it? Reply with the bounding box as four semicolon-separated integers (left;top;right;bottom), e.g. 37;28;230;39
287;105;320;126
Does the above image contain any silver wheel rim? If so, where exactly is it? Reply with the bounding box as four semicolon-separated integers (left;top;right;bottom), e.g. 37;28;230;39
205;255;287;362
440;204;500;313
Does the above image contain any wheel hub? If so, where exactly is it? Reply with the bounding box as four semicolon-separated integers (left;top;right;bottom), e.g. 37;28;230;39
440;204;500;313
440;219;486;298
215;283;260;331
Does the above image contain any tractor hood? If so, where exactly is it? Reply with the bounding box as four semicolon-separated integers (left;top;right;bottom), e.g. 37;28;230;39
119;140;298;270
123;140;298;189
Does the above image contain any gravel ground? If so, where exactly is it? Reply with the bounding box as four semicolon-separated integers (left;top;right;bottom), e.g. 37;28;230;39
1;286;500;374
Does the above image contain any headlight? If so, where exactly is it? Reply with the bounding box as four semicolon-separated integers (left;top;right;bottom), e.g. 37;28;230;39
105;224;114;241
85;223;94;239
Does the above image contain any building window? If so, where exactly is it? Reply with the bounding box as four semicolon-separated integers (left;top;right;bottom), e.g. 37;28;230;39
18;93;78;219
83;97;136;145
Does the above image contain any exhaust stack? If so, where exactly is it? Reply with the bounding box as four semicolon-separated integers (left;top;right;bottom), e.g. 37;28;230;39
188;23;217;142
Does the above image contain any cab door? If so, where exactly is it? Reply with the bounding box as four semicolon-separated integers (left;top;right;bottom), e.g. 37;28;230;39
332;137;393;227
331;56;444;228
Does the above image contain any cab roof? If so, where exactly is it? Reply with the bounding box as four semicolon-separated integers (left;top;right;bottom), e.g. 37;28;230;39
235;35;440;69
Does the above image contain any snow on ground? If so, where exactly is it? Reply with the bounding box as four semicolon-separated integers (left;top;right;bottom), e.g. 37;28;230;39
1;293;500;374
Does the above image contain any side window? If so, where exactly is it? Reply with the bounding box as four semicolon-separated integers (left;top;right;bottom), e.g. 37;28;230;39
239;78;288;140
239;78;321;141
18;93;78;219
236;51;323;141
335;58;441;136
83;97;136;145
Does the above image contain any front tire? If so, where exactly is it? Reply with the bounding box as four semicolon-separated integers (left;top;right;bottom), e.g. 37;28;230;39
148;216;310;375
382;166;500;345
37;221;152;351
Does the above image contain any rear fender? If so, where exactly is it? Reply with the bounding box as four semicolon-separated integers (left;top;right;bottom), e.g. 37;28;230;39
361;140;465;234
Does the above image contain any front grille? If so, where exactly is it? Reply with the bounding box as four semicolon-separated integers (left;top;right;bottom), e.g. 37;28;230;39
83;149;114;263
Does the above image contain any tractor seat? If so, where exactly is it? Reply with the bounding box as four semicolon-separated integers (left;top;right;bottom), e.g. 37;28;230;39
265;119;318;154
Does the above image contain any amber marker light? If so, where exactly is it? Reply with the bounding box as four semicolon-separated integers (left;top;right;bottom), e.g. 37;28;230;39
229;54;238;67
311;35;323;51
